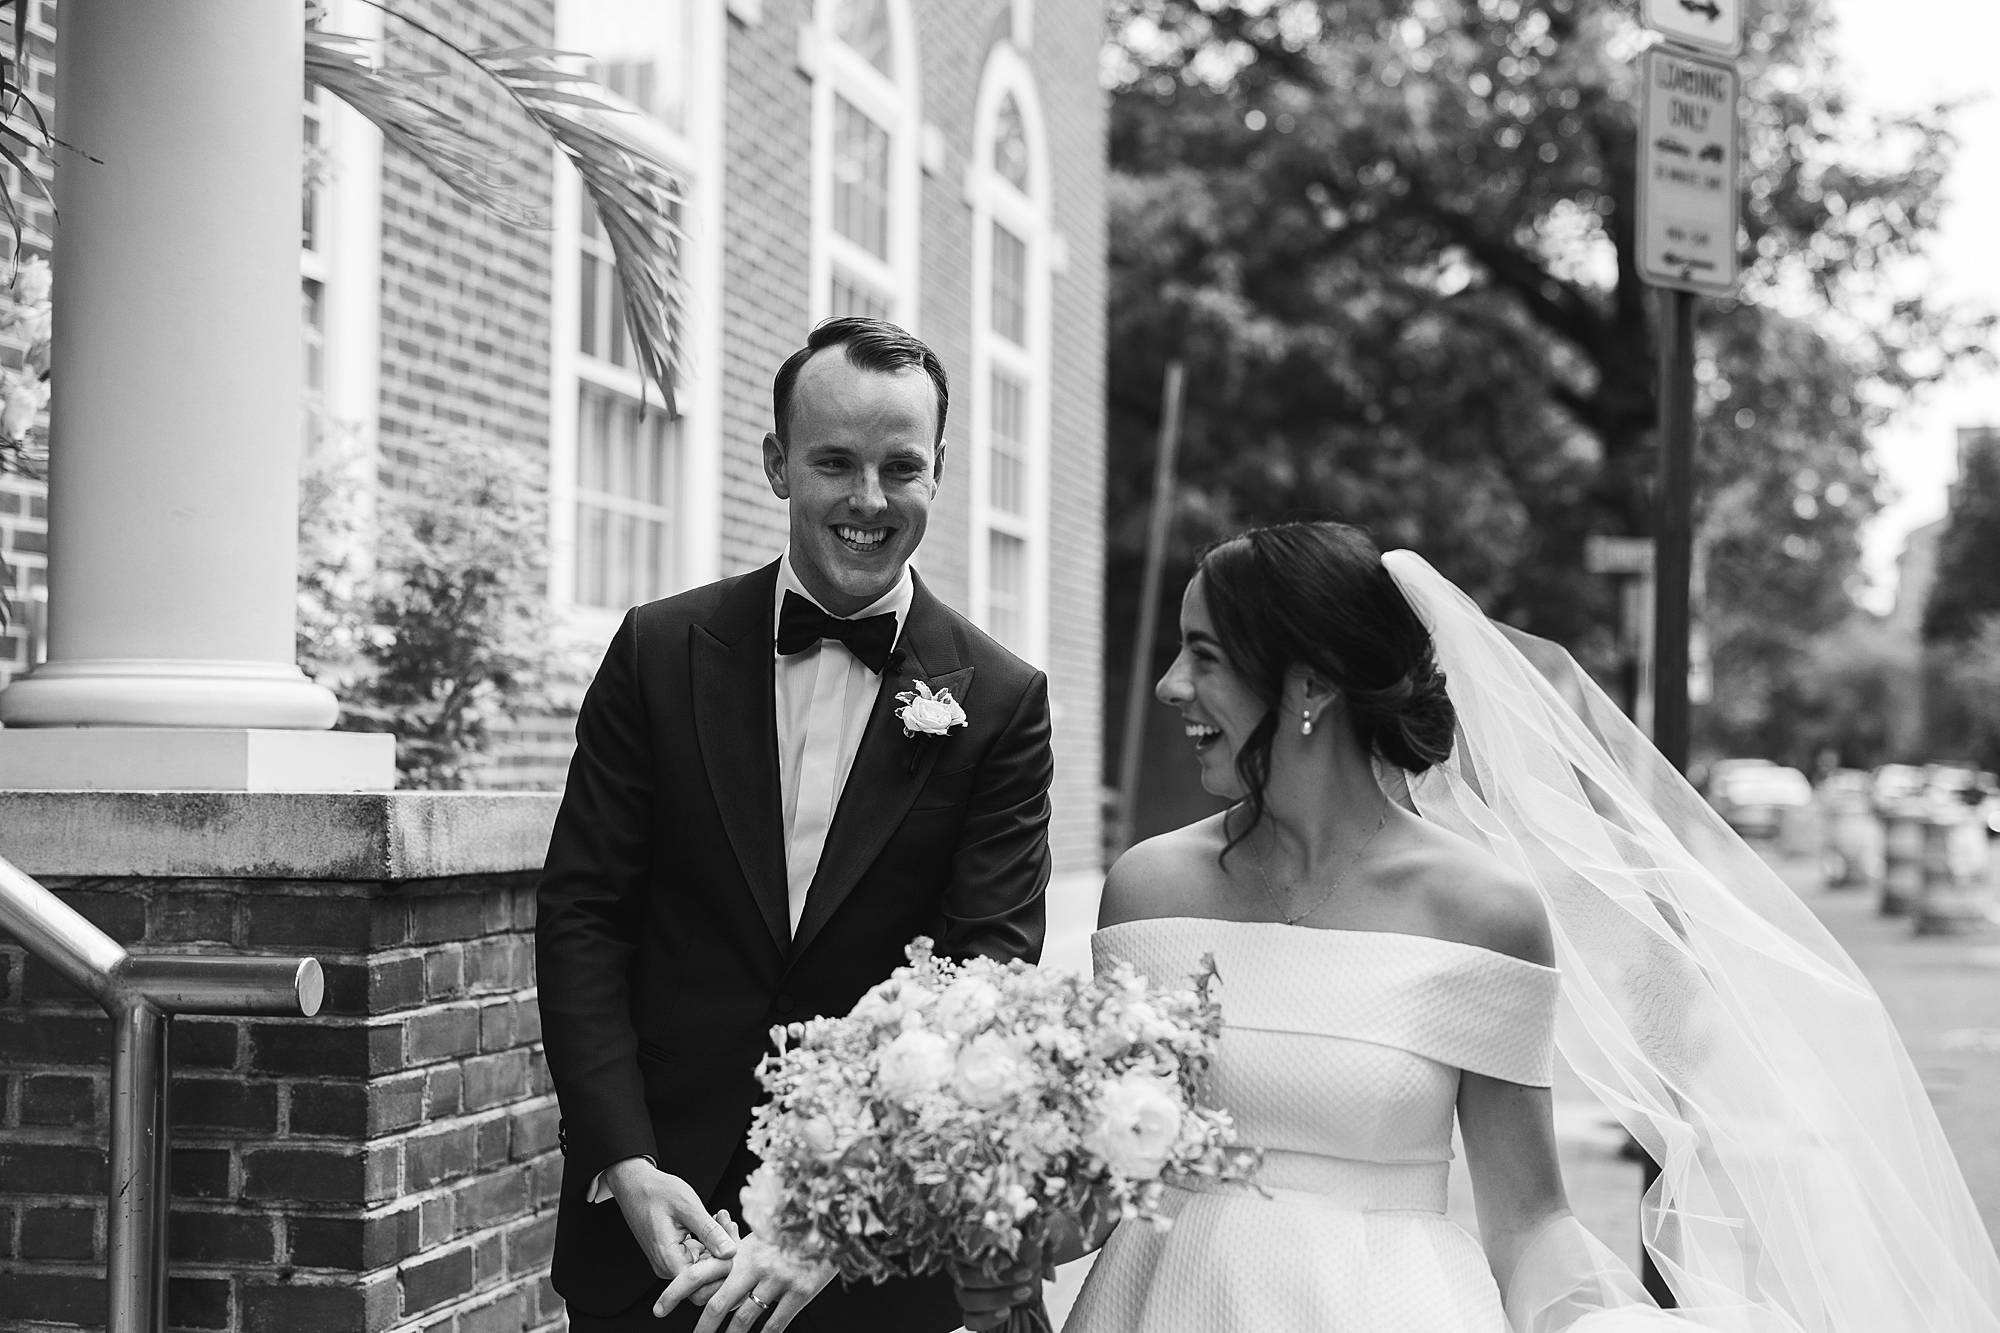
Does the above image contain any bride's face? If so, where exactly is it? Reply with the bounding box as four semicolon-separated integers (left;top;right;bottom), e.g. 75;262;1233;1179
1156;576;1266;799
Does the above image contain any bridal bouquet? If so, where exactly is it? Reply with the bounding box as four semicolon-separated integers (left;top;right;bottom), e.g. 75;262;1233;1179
740;938;1254;1332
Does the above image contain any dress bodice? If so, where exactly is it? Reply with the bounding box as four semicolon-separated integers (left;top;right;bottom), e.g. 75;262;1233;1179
1069;918;1567;1333
1092;917;1560;1174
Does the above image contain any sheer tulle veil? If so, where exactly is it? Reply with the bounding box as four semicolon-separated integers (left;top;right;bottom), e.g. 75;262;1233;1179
1379;549;2000;1333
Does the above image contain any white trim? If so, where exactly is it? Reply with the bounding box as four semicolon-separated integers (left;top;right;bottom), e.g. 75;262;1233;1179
806;0;922;330
311;0;385;560
551;0;724;642
966;43;1053;667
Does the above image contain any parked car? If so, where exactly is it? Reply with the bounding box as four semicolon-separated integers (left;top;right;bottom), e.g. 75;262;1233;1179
1708;762;1813;838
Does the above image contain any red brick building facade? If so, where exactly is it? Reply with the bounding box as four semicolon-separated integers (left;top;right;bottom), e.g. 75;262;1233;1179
0;0;1106;869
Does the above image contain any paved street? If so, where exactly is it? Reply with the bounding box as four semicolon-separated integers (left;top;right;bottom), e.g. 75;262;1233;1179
1763;842;2000;1240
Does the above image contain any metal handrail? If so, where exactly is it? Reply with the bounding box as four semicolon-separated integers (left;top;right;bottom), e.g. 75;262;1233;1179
0;852;322;1333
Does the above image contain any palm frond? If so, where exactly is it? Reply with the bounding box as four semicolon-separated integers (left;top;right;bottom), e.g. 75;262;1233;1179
473;47;690;412
305;24;542;228
317;4;691;410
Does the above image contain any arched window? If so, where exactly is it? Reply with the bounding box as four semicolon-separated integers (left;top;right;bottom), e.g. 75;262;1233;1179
967;47;1050;663
809;0;920;326
551;0;724;624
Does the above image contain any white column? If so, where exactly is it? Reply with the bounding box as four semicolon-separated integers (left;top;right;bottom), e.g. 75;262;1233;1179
0;0;392;790
1;0;331;727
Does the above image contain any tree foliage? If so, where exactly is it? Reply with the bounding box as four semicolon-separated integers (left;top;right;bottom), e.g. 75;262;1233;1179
298;434;582;789
1101;0;1986;767
1922;433;2000;647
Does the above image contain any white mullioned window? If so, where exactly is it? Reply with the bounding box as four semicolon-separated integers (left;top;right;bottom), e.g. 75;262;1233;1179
966;46;1052;664
808;0;920;328
551;0;725;628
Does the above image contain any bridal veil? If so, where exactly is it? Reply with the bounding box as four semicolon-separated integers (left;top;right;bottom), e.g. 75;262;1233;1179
1380;549;2000;1333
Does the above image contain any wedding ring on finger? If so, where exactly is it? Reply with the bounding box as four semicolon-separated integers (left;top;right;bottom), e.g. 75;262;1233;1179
744;1293;771;1312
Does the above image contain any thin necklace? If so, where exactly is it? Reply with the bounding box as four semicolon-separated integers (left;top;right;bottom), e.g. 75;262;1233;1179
1251;804;1390;926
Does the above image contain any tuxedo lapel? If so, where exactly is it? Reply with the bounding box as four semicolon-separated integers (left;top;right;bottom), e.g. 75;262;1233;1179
789;574;974;963
690;562;790;954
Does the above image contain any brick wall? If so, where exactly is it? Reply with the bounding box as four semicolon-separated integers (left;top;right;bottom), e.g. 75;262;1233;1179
1030;0;1110;877
718;1;812;576
0;872;559;1333
905;0;1108;876
372;0;557;497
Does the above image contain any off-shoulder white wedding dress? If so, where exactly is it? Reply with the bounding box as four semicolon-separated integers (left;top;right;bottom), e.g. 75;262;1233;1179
1064;916;1654;1333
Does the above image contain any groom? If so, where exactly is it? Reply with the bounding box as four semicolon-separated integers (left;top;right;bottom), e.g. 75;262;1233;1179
537;316;1054;1331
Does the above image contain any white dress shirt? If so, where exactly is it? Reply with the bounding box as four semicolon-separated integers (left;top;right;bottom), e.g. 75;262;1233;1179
590;554;913;1204
772;552;913;936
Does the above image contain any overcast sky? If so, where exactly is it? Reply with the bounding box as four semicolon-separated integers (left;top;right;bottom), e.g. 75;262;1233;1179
1827;0;2000;612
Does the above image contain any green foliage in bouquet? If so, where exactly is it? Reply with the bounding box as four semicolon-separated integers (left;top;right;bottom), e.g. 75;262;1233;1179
743;939;1258;1328
297;434;583;789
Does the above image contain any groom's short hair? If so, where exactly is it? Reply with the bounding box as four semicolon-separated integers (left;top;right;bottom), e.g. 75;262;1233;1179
772;316;949;448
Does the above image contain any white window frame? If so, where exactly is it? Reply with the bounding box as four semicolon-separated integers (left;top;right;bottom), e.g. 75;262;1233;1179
966;44;1052;666
301;0;385;548
551;0;725;642
806;0;922;329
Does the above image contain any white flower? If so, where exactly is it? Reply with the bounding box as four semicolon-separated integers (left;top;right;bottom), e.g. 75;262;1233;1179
799;1115;842;1160
1;379;43;442
895;680;968;738
933;976;1000;1035
739;1161;785;1236
12;257;50;305
1083;1071;1184;1181
952;1032;1030;1109
877;1029;955;1101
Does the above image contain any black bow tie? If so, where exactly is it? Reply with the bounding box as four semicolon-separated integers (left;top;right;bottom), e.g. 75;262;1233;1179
776;590;899;675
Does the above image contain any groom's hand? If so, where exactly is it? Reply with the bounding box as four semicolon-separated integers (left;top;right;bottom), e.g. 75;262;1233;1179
605;1158;737;1281
660;1233;834;1333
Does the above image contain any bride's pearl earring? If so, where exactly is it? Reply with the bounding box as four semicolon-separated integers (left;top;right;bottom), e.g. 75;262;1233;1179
1301;710;1314;737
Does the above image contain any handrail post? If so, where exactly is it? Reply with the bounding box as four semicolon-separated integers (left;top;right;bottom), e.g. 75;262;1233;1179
1;850;321;1333
107;997;170;1333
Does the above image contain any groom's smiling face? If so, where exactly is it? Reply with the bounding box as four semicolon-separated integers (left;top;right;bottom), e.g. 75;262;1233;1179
763;348;943;616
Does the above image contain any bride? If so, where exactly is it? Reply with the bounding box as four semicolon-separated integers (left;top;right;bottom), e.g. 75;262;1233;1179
963;520;2000;1333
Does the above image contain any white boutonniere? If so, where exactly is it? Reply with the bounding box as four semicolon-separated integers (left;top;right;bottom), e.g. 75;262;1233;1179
895;680;968;739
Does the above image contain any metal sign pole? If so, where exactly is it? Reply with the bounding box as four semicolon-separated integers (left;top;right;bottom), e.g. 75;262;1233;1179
1653;289;1697;775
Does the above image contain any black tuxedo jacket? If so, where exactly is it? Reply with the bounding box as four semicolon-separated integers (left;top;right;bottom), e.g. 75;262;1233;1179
536;561;1052;1323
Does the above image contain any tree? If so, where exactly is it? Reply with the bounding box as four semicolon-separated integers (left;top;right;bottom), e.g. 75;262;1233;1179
1101;0;1986;771
1922;432;2000;646
299;434;582;788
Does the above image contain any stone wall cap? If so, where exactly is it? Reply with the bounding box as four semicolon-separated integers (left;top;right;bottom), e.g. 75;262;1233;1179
0;790;563;881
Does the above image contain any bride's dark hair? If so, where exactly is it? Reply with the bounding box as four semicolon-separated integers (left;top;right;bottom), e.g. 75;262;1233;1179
1197;521;1456;861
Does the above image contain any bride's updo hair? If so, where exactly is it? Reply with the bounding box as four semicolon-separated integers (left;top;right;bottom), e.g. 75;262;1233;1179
1199;522;1455;845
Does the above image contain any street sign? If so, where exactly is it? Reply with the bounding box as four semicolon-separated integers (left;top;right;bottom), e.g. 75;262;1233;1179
1637;47;1739;296
1585;536;1655;576
1641;0;1742;58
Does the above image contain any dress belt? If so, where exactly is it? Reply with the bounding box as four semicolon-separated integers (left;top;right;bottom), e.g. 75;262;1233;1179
1180;1149;1450;1214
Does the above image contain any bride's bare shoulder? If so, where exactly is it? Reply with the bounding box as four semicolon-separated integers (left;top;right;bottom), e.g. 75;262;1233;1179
1385;820;1553;966
1097;814;1233;929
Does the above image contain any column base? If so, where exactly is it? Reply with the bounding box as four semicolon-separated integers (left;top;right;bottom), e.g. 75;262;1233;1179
0;728;396;791
0;659;340;728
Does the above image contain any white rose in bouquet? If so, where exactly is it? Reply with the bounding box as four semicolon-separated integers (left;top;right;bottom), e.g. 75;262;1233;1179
934;975;1000;1034
953;1032;1030;1109
878;1028;955;1101
1083;1070;1184;1181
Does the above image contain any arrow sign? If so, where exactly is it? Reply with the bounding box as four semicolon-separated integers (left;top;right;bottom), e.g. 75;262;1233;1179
1637;47;1739;296
1642;0;1742;56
